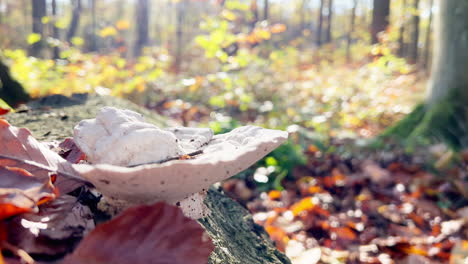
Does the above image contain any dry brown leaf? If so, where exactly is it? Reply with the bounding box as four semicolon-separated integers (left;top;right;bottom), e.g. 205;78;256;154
63;202;214;264
0;119;84;193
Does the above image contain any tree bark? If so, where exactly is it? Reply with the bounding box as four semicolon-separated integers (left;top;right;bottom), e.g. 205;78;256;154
316;0;325;46
263;0;269;20
428;0;468;105
66;0;81;43
134;0;149;57
370;0;390;44
324;0;333;43
381;0;468;149
5;95;291;264
408;0;420;63
29;0;47;57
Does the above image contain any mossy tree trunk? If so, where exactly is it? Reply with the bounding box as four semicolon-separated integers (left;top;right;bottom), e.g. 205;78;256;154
382;0;468;149
6;95;291;264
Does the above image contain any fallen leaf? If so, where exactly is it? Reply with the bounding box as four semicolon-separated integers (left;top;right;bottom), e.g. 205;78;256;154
6;195;94;256
0;120;84;193
63;202;214;264
0;166;56;220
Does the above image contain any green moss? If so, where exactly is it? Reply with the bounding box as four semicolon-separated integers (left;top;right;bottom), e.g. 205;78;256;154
380;103;426;139
409;91;468;150
379;89;468;150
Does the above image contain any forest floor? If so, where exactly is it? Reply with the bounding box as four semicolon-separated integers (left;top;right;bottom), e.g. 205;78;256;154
2;48;467;263
142;63;468;263
222;138;468;264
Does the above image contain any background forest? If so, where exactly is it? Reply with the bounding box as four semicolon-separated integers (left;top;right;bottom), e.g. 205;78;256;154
1;0;467;263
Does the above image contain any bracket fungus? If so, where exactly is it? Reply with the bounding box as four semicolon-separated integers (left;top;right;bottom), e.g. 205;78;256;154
72;107;288;219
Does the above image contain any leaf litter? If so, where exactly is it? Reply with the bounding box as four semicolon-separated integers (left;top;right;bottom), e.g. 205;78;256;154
223;138;468;264
0;120;214;264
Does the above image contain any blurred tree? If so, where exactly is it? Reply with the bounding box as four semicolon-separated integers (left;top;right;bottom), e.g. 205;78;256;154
382;0;468;149
371;0;390;44
299;0;308;32
324;0;333;43
0;60;30;106
316;0;325;46
173;0;187;73
346;0;358;63
422;0;434;71
67;0;81;43
408;0;420;63
263;0;269;20
250;0;259;30
29;0;46;57
134;0;149;57
89;0;97;51
0;0;3;24
397;0;407;56
51;0;60;59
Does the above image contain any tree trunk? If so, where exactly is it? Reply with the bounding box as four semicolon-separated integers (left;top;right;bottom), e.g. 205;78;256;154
5;95;291;264
29;0;47;57
423;0;434;72
300;0;307;32
397;0;407;57
370;0;390;44
346;0;357;63
66;0;81;43
408;0;420;64
249;0;259;31
51;0;60;59
173;0;186;73
381;0;468;149
0;0;3;24
324;0;333;43
263;0;269;20
316;0;325;46
89;0;97;52
134;0;149;57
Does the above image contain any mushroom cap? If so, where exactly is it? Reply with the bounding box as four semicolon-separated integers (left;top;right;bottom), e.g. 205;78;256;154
73;125;288;206
73;107;184;166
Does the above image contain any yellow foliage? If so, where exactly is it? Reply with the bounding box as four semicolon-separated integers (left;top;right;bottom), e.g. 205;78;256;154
115;20;130;30
98;26;118;38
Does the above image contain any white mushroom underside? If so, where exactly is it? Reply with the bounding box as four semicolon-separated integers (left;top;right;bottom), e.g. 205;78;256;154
72;107;288;219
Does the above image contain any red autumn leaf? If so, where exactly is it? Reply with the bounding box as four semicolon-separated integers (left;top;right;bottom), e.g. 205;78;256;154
0;166;56;220
63;202;214;264
0;108;9;116
0;119;84;193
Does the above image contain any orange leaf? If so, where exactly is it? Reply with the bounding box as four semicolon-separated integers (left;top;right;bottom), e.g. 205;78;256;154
291;197;315;216
307;144;319;153
268;190;281;200
333;227;357;240
270;24;287;34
